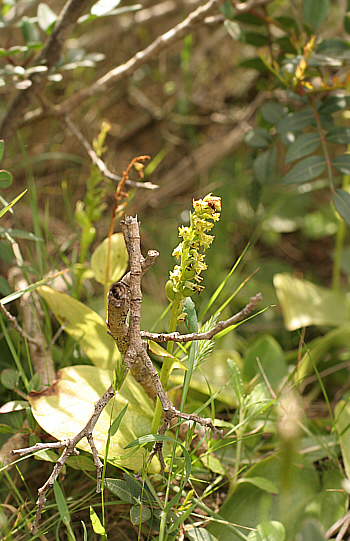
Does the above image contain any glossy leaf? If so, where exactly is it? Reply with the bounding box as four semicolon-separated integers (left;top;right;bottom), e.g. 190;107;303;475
37;3;57;33
333;189;350;226
28;365;160;472
303;0;330;30
0;400;29;413
37;285;120;369
224;20;242;41
331;154;350;176
0;170;13;189
245;128;272;149
326;127;350;144
282;156;326;184
260;102;287;125
90;233;128;285
274;273;350;330
285;133;320;164
91;0;121;16
276;109;315;134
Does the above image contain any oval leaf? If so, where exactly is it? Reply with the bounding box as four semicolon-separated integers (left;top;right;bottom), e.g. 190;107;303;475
274;273;350;330
282;156;325;184
285;133;320;164
28;365;160;472
333;189;350;226
332;154;350;176
253;146;277;184
276;109;315;134
260;102;288;125
326;127;350;145
37;3;57;33
303;0;330;30
91;233;128;285
130;504;151;525
245;128;272;149
0;170;13;188
91;0;121;16
37;285;120;369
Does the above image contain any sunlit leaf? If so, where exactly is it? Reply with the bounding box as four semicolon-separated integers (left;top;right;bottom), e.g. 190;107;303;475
37;285;120;369
148;340;187;371
37;3;57;33
247;521;285;541
90;507;106;535
224;20;242;41
0;400;28;413
285;133;320;164
90;233;128;285
28;365;160;472
274;273;350;330
333;189;350;226
238;476;279;494
91;0;121;16
282;156;326;184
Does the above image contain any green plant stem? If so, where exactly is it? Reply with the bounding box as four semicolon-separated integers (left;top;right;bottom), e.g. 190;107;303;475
332;174;350;291
150;292;182;435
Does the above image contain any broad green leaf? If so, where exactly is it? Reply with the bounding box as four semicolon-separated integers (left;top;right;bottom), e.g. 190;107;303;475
0;424;14;433
130;504;151;525
238;477;279;494
1;368;19;390
200;454;226;475
245;128;272;149
253;147;277;184
242;335;287;389
276;109;315;134
105;478;140;504
282;156;326;184
260;102;287;125
0;170;13;188
91;0;121;16
0;141;4;163
90;233;128;285
247;521;285;541
37;3;57;33
28;365;160;472
208;455;320;541
244;33;269;47
303;0;330;30
66;455;95;471
285;133;320;164
273;273;350;330
37;285;119;369
234;12;265;26
21;17;40;44
315;469;347;531
332;154;350;175
317;38;350;55
90;507;106;535
326;127;350;144
333;189;350;226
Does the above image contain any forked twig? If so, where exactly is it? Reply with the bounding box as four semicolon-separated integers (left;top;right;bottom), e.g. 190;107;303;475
12;215;262;533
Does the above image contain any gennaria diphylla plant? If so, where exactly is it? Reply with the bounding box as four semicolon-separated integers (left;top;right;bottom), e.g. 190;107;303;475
12;194;262;533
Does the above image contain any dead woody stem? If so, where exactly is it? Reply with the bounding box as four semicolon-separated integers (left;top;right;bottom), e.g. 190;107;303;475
12;215;261;533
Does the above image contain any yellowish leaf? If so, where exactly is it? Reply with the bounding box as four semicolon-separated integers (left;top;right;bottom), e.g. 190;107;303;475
91;233;128;285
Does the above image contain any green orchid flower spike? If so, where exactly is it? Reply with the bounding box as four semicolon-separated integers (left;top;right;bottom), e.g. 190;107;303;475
165;193;221;301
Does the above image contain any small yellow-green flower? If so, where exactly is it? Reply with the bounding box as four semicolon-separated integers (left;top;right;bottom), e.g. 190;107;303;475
165;193;221;301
